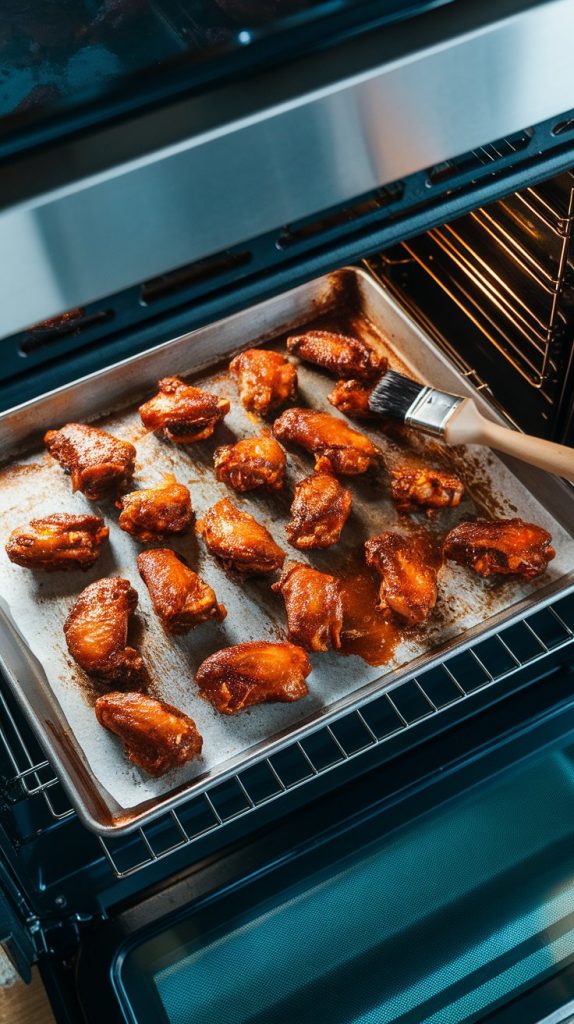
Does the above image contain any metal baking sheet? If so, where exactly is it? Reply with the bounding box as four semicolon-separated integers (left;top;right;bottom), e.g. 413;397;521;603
1;267;573;835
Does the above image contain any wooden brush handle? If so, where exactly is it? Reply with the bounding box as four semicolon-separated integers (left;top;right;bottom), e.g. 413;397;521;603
445;399;574;483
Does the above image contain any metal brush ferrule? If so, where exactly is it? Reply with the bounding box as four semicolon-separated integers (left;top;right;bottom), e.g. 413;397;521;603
405;388;463;437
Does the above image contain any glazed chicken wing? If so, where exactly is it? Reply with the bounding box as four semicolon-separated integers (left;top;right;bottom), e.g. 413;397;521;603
327;379;376;420
365;531;438;624
443;518;556;578
287;330;386;381
95;692;202;776
196;641;311;714
273;408;378;475
229;348;297;415
391;466;464;513
214;435;286;493
44;423;136;500
196;498;285;574
5;513;108;571
139;376;230;443
273;562;343;652
137;548;226;634
287;473;351;550
117;475;192;542
64;577;146;685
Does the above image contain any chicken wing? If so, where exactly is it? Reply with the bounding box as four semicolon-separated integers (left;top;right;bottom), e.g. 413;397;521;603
273;408;378;475
287;330;386;381
95;692;202;776
443;518;556;578
5;513;108;571
273;562;343;651
214;435;286;492
137;548;226;634
196;641;311;714
64;577;146;685
327;379;376;420
229;348;297;415
365;531;438;624
196;498;285;574
139;376;230;443
44;423;136;500
117;475;192;542
286;473;351;550
391;466;464;513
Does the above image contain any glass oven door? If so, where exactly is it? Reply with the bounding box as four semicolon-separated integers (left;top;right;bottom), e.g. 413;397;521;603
70;667;574;1024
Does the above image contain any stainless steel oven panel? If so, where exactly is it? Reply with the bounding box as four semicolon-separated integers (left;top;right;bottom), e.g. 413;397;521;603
2;0;574;339
0;267;572;835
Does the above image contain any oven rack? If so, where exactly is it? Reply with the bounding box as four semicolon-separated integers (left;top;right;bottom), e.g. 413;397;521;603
2;591;574;879
374;171;574;411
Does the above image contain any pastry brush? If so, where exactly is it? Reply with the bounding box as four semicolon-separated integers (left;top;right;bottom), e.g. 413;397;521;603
368;370;574;482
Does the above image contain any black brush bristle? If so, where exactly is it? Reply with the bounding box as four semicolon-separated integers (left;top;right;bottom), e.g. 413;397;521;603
368;370;425;421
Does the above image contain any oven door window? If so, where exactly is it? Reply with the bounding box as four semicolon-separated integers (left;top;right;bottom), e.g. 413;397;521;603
115;731;574;1024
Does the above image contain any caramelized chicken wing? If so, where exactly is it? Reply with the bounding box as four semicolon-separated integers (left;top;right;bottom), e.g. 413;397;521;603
5;513;108;571
44;423;136;500
64;578;146;685
196;498;285;574
139;376;230;443
273;561;343;651
95;692;202;776
196;641;311;714
117;475;192;542
287;473;351;550
327;379;376;419
365;532;438;624
137;548;226;634
391;466;464;513
287;330;386;381
230;348;297;415
273;408;378;475
443;518;556;578
214;435;286;492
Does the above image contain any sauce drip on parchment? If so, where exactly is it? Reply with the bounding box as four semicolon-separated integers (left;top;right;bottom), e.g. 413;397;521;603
338;565;400;667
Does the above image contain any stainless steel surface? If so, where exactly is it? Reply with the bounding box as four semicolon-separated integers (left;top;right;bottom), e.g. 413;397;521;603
1;267;573;836
2;0;574;338
405;387;463;436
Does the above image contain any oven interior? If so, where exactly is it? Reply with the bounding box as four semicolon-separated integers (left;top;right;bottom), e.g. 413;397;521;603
1;158;574;1022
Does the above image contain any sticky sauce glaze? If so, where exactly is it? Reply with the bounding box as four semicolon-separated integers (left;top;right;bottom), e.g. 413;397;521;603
338;565;400;666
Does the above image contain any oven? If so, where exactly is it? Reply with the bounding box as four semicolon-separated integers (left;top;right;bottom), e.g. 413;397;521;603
2;1;574;1022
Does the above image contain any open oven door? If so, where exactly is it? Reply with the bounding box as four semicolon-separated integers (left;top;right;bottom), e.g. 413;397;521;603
59;665;574;1024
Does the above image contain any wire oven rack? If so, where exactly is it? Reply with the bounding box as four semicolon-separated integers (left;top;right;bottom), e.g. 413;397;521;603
2;592;574;879
370;171;574;439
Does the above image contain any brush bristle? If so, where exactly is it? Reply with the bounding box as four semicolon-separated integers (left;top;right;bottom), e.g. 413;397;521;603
368;370;424;421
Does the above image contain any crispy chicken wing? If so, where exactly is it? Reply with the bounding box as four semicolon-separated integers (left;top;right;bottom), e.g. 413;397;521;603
391;466;464;513
273;562;343;652
137;548;226;634
327;379;376;420
117;475;192;542
95;692;202;776
5;513;108;571
365;531;438;624
287;473;351;550
443;518;556;578
64;577;146;685
196;498;285;574
229;348;297;415
287;330;386;381
273;408;378;475
139;376;230;443
196;641;311;714
44;423;136;500
214;435;286;492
